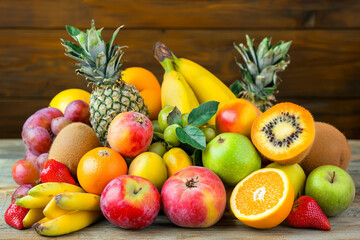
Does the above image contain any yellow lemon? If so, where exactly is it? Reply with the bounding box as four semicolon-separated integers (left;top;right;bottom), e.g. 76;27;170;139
50;88;91;113
163;148;193;177
128;152;167;191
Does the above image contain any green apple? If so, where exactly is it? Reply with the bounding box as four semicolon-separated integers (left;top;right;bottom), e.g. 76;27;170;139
266;162;306;199
305;165;355;217
202;133;261;186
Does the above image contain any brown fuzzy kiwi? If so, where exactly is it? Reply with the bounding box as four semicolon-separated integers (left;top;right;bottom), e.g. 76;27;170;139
300;122;351;175
48;122;101;178
251;102;315;165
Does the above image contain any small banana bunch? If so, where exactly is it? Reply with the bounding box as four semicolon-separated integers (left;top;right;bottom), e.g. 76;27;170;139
16;182;102;236
153;42;236;124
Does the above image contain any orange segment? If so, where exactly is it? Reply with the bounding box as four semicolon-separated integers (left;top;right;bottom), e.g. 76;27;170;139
230;168;294;229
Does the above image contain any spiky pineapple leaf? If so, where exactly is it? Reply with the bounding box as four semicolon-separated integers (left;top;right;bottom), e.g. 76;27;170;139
246;35;259;69
106;25;124;57
87;27;106;61
230;80;243;96
61;39;92;60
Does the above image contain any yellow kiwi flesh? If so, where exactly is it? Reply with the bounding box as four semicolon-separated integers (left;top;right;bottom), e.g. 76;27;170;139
300;122;351;175
48;122;101;179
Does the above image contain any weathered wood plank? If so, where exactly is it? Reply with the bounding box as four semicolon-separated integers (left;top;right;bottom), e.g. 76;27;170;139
0;139;359;239
0;0;359;29
0;29;359;98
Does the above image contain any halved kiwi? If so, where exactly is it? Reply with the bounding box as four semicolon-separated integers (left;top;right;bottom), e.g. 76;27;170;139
251;102;315;165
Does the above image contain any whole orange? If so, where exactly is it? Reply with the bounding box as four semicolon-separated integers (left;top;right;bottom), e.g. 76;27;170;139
77;147;127;195
122;67;161;120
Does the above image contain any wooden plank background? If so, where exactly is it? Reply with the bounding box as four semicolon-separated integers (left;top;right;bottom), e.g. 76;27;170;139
0;0;359;138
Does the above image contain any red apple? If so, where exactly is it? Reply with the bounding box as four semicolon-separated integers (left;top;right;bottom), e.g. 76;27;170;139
161;166;226;228
216;98;261;137
100;175;160;229
107;112;153;158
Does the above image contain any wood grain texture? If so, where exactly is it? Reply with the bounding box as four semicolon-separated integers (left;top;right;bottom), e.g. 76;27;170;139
0;0;359;29
0;139;359;239
0;29;359;98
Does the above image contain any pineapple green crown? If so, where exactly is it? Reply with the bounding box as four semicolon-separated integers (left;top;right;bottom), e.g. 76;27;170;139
61;20;126;86
231;35;291;111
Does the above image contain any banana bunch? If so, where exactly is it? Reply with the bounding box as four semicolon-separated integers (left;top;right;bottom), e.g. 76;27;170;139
154;42;200;114
154;42;236;124
15;182;102;236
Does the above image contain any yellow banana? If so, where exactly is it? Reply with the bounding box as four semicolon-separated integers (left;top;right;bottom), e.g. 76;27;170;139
55;192;101;211
43;197;71;220
173;57;236;104
154;42;199;114
35;217;50;225
172;53;236;124
34;210;102;236
22;208;45;228
28;182;85;198
16;195;52;208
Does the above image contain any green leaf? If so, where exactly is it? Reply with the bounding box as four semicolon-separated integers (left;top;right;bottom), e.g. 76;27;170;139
188;101;219;126
230;80;243;96
167;106;183;126
176;126;206;150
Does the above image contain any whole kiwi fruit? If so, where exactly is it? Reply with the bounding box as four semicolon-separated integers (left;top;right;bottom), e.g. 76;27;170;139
300;122;351;175
48;122;101;178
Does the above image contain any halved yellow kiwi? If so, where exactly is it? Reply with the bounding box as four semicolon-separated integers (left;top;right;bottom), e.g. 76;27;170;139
251;102;315;165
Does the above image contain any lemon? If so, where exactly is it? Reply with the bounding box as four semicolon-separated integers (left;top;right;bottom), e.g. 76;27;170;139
50;89;91;113
163;148;193;177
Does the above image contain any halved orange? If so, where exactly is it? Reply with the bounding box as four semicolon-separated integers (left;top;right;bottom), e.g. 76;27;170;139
230;168;294;229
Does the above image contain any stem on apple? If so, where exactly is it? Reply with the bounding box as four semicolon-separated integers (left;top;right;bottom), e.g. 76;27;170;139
133;187;142;194
330;171;336;183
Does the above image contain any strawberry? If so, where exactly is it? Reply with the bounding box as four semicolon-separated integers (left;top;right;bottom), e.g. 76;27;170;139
287;196;331;231
4;202;29;229
40;159;76;185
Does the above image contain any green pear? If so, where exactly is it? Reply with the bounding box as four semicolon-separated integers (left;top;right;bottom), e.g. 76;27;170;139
266;162;306;200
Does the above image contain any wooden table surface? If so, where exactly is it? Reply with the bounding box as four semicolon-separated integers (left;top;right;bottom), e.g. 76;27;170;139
0;139;359;239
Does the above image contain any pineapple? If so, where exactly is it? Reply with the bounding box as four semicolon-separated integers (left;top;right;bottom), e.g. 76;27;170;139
61;20;148;146
230;35;291;112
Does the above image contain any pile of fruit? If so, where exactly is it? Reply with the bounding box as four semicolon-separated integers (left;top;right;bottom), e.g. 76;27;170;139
4;21;356;236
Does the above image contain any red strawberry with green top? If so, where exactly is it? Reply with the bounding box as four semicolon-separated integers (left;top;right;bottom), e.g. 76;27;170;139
287;196;331;231
4;202;29;229
40;159;76;185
